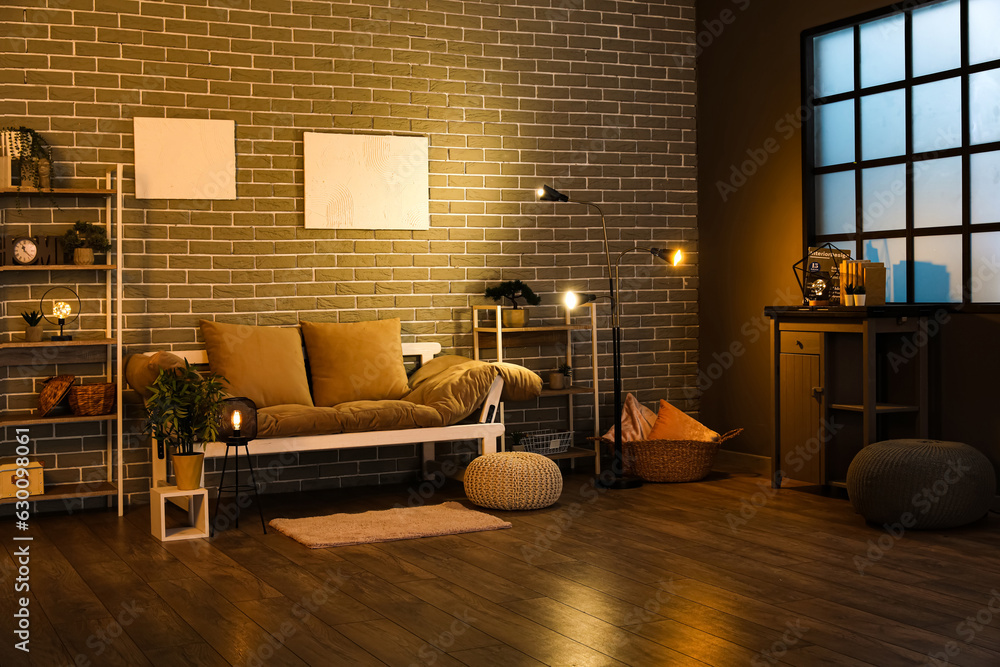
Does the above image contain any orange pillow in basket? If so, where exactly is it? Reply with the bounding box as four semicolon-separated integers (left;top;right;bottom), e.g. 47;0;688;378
647;399;720;442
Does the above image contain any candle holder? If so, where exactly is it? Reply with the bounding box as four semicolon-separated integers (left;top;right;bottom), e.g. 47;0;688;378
40;286;80;341
212;397;265;535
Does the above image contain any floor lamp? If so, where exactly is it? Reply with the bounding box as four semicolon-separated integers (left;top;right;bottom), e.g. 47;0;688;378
537;185;682;489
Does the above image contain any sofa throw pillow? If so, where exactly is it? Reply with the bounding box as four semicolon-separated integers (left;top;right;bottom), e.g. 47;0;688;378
124;351;187;401
200;320;313;409
602;393;657;442
300;319;410;407
647;399;720;442
408;355;473;391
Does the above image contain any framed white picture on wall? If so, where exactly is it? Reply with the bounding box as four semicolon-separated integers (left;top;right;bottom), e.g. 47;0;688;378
304;132;429;230
133;118;236;200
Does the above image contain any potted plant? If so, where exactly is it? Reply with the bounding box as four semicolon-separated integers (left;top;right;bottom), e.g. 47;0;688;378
62;220;111;266
144;361;227;490
548;363;572;390
854;284;866;307
842;283;855;307
1;126;51;188
21;310;43;342
484;279;541;327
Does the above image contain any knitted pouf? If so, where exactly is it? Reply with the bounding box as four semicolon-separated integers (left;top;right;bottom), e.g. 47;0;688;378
847;439;996;529
464;452;563;510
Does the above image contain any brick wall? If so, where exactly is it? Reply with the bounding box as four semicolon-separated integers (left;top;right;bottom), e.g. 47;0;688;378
0;0;698;508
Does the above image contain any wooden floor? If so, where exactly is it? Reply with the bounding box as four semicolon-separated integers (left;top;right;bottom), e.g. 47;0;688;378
3;468;1000;666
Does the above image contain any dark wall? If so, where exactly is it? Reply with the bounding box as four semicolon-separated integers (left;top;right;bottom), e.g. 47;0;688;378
697;0;1000;479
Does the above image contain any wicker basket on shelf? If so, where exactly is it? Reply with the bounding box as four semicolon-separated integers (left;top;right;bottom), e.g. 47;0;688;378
69;382;116;416
593;428;742;482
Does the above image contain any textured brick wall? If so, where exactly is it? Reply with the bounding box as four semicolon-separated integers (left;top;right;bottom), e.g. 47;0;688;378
0;0;698;507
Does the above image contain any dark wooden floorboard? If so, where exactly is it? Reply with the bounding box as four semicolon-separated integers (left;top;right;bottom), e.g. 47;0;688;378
4;471;1000;666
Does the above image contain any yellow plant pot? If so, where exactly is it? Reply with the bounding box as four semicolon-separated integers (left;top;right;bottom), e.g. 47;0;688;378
548;372;565;390
501;309;527;328
172;452;204;490
24;324;43;342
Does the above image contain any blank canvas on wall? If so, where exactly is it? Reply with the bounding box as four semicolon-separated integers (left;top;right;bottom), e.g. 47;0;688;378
134;118;237;200
304;132;429;230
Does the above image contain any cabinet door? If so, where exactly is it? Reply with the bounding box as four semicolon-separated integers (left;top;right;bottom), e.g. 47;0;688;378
779;352;823;484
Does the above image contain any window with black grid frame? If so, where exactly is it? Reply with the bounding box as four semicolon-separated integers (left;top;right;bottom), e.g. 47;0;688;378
803;0;1000;305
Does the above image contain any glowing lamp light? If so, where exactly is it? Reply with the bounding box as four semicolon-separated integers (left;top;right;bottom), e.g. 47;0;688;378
232;410;242;437
563;292;599;309
53;301;72;322
671;249;683;267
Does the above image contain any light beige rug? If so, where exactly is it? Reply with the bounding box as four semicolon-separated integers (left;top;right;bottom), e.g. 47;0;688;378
269;501;512;548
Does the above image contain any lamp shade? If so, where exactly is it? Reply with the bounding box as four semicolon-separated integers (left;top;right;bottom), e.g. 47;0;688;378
218;396;258;441
564;292;599;309
536;184;569;202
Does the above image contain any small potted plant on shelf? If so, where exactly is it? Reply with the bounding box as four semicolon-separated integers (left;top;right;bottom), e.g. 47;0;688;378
21;310;43;342
143;361;227;491
484;279;541;328
548;363;572;390
1;126;52;189
854;283;866;307
62;220;111;266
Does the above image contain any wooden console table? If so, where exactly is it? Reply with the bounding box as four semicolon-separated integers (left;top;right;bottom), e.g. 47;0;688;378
766;306;938;489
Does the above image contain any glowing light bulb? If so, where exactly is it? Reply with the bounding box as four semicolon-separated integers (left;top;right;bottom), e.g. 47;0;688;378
671;249;683;267
564;292;579;309
232;410;241;431
536;187;545;198
53;301;72;319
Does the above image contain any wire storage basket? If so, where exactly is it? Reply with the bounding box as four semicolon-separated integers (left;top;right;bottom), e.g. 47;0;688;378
518;429;572;455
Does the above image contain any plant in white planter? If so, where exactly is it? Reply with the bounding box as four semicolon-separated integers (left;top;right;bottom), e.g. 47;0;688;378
144;361;226;490
484;280;541;327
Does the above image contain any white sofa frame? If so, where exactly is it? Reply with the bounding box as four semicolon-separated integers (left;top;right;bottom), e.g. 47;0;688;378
150;342;505;492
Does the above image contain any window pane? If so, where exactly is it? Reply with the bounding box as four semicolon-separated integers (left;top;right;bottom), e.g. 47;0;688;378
862;90;906;160
912;0;961;76
915;235;962;302
816;171;856;235
862;165;906;232
861;14;905;87
971;150;1000;224
815;100;855;167
970;69;1000;145
863;238;907;302
969;0;1000;65
814;27;855;97
971;231;1000;302
914;157;963;228
912;77;962;153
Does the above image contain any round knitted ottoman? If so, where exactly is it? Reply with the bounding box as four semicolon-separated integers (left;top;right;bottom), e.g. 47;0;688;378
464;452;563;510
847;439;996;529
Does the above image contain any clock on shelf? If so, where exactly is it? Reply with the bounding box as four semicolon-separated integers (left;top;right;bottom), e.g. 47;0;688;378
1;234;62;266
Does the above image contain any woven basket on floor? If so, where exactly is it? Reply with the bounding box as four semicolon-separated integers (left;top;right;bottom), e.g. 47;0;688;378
594;428;742;482
464;452;563;510
69;382;116;416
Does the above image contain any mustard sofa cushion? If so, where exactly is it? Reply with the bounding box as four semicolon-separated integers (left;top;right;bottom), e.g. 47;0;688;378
403;361;498;426
257;401;442;438
200;320;314;409
124;351;187;400
300;319;409;407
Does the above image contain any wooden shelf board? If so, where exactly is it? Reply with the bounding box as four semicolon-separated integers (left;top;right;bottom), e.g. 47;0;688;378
539;387;592;397
0;413;116;427
0;481;117;505
474;325;589;333
829;403;919;414
0;186;114;196
0;264;113;272
0;338;115;349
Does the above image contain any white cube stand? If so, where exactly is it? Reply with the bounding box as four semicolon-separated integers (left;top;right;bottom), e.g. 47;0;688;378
150;485;209;541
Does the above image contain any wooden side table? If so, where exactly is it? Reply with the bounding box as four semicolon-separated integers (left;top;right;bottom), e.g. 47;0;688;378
150;485;209;541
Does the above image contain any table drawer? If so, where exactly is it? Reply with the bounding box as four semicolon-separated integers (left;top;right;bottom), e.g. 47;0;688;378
781;331;822;355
